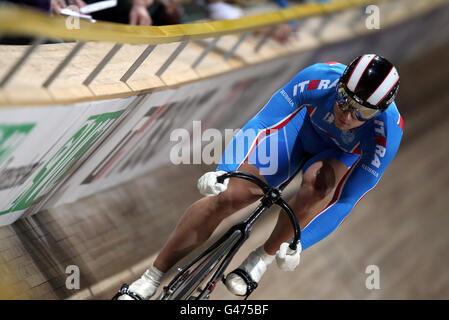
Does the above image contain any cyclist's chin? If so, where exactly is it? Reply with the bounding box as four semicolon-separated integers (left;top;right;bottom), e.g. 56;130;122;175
334;116;352;130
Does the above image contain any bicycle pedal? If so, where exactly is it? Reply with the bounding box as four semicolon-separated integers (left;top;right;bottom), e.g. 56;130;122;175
162;286;173;295
112;283;143;300
155;291;165;300
111;283;130;300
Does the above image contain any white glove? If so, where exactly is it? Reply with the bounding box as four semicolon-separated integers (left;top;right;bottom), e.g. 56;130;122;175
275;241;302;271
197;171;229;197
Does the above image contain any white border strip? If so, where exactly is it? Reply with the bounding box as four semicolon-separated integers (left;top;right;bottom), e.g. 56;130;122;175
367;67;400;106
347;54;376;92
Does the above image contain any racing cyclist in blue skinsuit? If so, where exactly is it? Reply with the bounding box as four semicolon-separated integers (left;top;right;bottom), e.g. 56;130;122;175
118;54;403;299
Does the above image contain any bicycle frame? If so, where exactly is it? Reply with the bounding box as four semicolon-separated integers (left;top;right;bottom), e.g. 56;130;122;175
159;154;311;300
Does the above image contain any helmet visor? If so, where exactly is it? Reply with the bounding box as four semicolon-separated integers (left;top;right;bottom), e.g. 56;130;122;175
336;84;381;121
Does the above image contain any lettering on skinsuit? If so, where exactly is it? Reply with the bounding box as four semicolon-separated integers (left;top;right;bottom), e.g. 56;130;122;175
371;120;386;168
293;79;338;96
323;112;334;124
280;89;294;107
361;163;379;178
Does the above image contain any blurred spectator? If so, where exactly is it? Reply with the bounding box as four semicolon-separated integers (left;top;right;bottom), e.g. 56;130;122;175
156;0;182;25
50;0;85;14
260;0;332;43
247;0;297;44
194;0;299;44
0;0;53;44
81;0;183;26
199;0;243;20
0;0;182;44
0;0;183;25
256;0;331;43
272;0;296;44
1;0;51;13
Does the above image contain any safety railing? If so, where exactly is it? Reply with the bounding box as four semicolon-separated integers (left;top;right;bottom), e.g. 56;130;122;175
0;0;446;106
0;0;381;44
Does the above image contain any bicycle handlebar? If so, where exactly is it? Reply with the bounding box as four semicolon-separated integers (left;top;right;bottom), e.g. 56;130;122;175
217;171;270;192
217;171;301;251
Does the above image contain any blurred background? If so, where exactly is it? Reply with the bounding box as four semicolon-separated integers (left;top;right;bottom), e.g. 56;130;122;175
0;0;448;299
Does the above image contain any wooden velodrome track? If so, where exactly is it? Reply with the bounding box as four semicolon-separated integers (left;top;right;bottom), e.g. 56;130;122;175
85;40;448;300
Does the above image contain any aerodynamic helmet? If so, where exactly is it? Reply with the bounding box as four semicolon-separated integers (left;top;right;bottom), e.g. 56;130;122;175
337;54;400;120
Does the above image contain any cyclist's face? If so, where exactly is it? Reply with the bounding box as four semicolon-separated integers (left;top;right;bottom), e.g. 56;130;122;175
333;102;365;130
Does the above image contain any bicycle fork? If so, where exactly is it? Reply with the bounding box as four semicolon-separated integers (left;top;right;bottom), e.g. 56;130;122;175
201;209;271;298
175;202;270;300
159;175;302;300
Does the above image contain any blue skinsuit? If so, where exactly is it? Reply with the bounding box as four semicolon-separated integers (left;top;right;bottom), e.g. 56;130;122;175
217;62;404;250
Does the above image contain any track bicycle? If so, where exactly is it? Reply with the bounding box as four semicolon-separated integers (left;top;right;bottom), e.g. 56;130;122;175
113;155;310;300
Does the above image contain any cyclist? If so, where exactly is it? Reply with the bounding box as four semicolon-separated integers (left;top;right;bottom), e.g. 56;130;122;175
118;54;403;299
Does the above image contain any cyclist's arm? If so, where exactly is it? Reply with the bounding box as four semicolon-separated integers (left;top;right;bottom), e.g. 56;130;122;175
300;120;403;250
217;66;322;172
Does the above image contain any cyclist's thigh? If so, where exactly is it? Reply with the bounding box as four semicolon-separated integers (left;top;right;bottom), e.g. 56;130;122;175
300;149;359;201
302;149;359;177
246;111;308;187
216;162;267;214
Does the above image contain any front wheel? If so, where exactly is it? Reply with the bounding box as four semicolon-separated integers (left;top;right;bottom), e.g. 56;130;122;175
160;230;242;300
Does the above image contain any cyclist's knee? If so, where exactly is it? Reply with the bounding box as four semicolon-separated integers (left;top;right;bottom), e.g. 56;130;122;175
215;183;261;216
301;160;336;200
214;164;265;217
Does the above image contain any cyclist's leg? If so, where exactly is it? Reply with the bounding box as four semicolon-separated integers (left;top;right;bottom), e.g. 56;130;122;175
154;162;266;273
224;109;309;295
119;162;267;300
263;153;356;254
223;150;355;297
262;112;360;254
223;114;359;295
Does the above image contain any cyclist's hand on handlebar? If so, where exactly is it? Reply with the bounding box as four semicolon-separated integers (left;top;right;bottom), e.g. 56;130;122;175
197;171;229;197
276;241;302;271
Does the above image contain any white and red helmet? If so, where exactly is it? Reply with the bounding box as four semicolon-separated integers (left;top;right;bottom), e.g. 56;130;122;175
339;54;400;111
